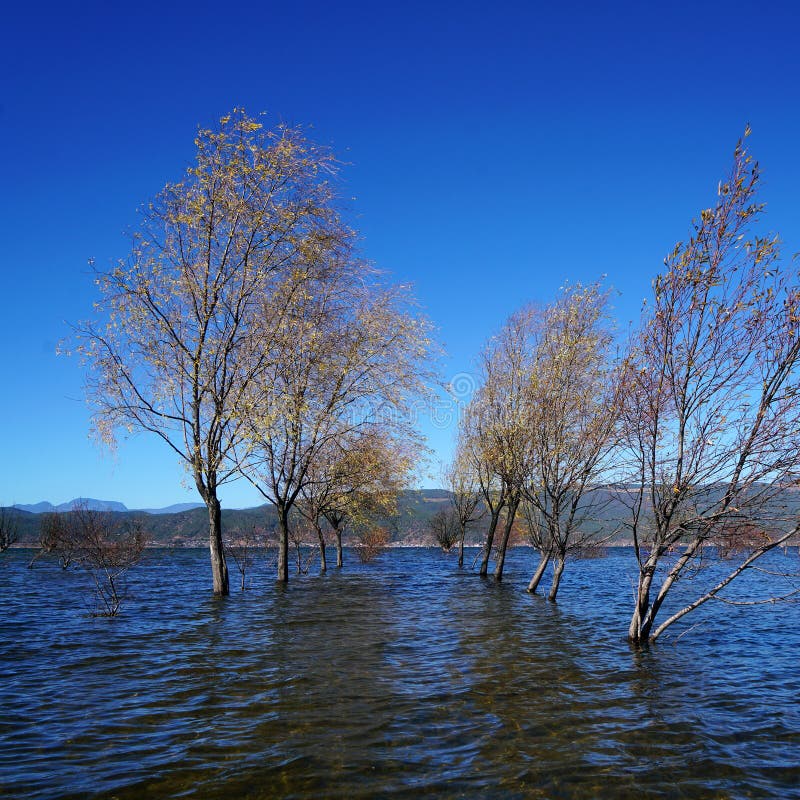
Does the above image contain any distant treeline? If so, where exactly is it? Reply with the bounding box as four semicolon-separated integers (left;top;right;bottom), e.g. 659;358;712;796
7;485;800;548
2;490;456;547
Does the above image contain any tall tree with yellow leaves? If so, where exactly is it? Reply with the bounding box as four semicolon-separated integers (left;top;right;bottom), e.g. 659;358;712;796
76;110;343;595
237;246;436;582
522;282;621;601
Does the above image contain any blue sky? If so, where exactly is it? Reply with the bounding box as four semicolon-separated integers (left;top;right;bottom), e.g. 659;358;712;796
2;1;799;509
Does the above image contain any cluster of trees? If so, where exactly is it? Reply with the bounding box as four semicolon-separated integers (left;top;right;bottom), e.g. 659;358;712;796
446;282;619;600
446;129;800;643
71;114;799;643
29;503;145;615
76;110;435;595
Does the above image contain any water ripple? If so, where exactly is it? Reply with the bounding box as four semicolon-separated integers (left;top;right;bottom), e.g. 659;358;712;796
1;547;798;799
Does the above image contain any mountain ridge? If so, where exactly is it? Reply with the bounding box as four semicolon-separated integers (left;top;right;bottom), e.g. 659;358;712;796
13;498;128;514
13;499;210;515
3;490;451;546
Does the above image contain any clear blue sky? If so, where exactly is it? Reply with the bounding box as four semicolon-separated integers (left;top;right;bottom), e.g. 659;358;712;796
2;1;799;509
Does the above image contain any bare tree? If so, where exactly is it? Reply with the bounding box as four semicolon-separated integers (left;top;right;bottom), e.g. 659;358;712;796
37;511;77;569
75;109;342;595
297;492;333;573
225;525;265;590
429;506;460;552
522;282;621;601
41;504;146;615
622;129;800;644
0;507;18;553
288;517;318;574
75;507;146;616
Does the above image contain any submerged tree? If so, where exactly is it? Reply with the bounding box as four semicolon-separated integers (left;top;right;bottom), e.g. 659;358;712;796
354;525;390;563
225;525;265;590
298;428;415;571
73;507;146;616
39;504;145;615
445;442;484;567
76;110;343;595
462;406;508;577
522;282;621;601
237;238;435;583
36;511;79;569
0;507;18;554
622;130;800;644
466;308;536;579
429;506;460;552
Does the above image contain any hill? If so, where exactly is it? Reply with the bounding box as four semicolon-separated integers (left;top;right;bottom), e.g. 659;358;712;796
2;490;454;547
6;485;800;549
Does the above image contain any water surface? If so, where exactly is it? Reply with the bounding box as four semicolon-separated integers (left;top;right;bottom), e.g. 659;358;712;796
1;547;798;799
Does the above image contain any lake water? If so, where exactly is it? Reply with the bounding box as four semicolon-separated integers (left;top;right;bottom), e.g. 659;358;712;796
1;546;799;799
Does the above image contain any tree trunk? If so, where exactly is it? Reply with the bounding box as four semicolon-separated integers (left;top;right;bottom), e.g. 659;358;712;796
527;550;550;593
479;509;502;576
493;494;520;582
277;503;289;583
628;567;655;643
335;527;343;568
207;496;229;595
547;555;565;602
316;523;327;573
458;523;466;568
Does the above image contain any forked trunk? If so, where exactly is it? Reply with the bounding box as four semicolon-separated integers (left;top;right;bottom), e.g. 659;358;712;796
207;496;229;595
628;567;655;643
493;494;520;582
547;555;565;602
527;550;550;593
479;509;502;576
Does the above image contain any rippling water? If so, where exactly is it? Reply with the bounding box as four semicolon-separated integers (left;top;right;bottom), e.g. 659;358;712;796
1;547;799;799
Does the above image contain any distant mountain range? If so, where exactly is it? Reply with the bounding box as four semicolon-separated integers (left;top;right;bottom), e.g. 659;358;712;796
9;486;799;549
13;499;205;514
3;491;452;547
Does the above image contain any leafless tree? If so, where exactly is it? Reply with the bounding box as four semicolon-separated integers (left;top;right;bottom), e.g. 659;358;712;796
429;507;460;552
41;504;146;615
354;526;390;563
621;129;800;644
287;517;317;574
225;525;265;590
0;507;18;553
36;512;77;569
